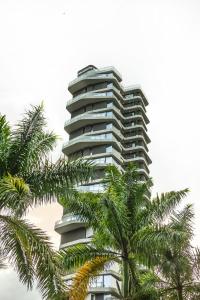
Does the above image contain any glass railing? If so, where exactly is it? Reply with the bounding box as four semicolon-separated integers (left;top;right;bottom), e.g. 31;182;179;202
94;73;114;78
55;214;81;225
63;134;116;149
124;94;133;100
79;183;104;192
91;157;112;164
95;91;113;97
65;112;113;127
90;275;115;288
89;133;112;140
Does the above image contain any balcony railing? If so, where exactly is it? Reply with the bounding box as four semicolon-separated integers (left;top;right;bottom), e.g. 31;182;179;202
90;275;117;289
55;214;81;226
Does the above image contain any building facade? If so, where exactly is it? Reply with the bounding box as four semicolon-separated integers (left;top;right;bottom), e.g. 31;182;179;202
55;65;151;300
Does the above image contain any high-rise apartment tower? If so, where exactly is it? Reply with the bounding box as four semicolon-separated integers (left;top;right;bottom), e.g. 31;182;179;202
55;65;151;300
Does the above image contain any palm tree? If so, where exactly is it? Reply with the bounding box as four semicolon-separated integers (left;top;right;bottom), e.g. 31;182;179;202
155;205;200;300
0;104;93;299
60;164;189;300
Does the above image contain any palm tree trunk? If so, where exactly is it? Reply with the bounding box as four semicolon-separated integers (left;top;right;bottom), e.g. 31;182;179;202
128;259;139;288
177;287;183;300
122;258;129;299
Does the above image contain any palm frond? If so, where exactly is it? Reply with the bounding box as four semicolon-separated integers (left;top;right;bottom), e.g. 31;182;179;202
8;103;46;174
69;256;113;300
0;249;7;269
61;243;118;272
24;158;93;205
101;196;129;252
0;175;31;216
18;131;58;174
59;189;100;228
169;204;194;239
0;115;11;176
132;223;188;257
139;189;189;226
0;215;66;299
133;270;160;300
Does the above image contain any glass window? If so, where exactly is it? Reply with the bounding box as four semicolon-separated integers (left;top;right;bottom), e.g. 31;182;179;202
106;111;112;117
106;145;112;153
91;276;104;288
105;157;112;163
107;101;113;108
104;275;112;287
106;123;112;129
105;133;112;139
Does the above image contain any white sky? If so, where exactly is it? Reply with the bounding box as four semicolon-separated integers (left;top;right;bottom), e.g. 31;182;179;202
0;0;200;298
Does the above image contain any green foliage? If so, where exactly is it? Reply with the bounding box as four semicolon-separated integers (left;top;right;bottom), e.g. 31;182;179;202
60;164;199;299
0;104;93;299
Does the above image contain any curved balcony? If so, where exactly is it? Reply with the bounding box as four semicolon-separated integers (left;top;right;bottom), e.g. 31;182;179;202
122;116;148;131
123;126;151;144
54;214;85;234
89;156;121;169
64;271;121;298
68;71;121;94
123;86;148;106
123;155;151;167
64;111;119;133
89;271;120;297
83;148;123;164
123;106;149;124
89;287;120;298
66;91;116;113
122;145;149;154
63;134;121;156
122;157;150;177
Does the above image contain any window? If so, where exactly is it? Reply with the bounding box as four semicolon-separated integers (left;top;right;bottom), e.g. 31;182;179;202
106;123;112;129
107;101;113;108
106;145;112;153
90;133;112;140
105;111;112;117
91;276;104;288
83;125;92;133
106;157;112;163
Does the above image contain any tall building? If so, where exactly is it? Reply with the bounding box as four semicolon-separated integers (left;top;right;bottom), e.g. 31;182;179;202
55;65;151;300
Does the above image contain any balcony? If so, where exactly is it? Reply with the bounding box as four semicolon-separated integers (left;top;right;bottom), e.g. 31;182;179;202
63;134;121;156
83;148;123;165
122;145;149;154
64;273;121;298
123;128;151;144
78;183;105;193
66;91;116;113
122;115;148;130
88;274;120;298
55;214;85;234
123;155;151;168
68;70;121;94
64;112;116;133
123;86;148;106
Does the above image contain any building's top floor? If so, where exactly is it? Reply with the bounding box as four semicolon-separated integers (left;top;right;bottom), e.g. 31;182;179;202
68;65;148;105
77;65;122;81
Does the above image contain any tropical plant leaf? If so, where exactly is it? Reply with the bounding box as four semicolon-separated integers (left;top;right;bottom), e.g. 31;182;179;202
0;215;66;299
